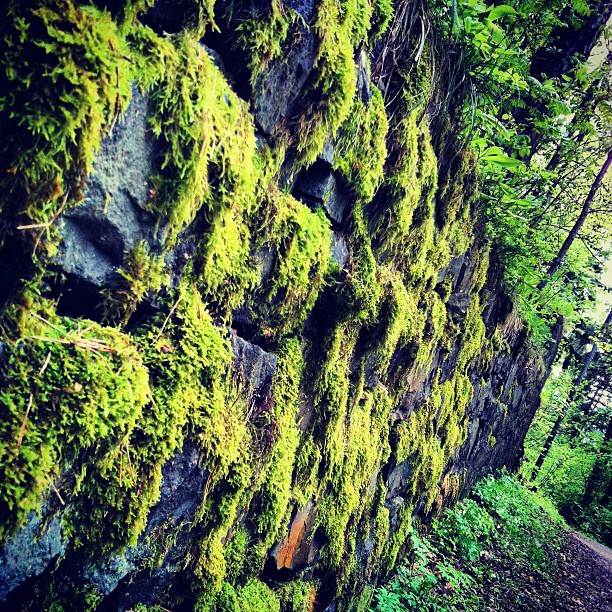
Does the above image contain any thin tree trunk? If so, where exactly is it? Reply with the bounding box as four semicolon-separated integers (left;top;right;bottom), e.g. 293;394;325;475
582;415;612;508
538;149;612;291
531;308;612;479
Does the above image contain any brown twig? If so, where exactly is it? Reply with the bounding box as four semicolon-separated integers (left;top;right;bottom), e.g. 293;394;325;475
154;292;183;343
38;351;52;376
15;394;33;452
17;191;70;257
50;480;65;506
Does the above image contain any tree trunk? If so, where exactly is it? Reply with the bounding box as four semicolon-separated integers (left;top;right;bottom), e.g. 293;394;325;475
531;308;612;479
538;148;612;291
582;415;612;508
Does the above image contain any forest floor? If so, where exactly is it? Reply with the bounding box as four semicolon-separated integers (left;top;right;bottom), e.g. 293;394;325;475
487;530;612;611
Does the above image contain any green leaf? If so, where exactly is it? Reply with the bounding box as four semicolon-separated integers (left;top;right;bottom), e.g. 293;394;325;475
487;5;517;20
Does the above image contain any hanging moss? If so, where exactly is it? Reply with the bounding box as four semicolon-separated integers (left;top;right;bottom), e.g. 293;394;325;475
253;188;332;338
102;240;167;325
369;0;394;42
334;87;389;203
341;203;384;325
294;0;374;165
374;268;422;374
238;0;297;80
310;325;393;570
0;295;150;544
148;34;258;240
251;339;304;548
0;0;136;228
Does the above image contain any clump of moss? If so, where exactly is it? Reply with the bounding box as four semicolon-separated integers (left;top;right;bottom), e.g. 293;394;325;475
142;32;265;314
308;325;393;570
334;87;389;203
238;0;297;79
251;339;303;548
369;0;394;42
371;110;438;280
277;579;317;612
338;203;384;325
0;295;150;544
294;0;373;165
253;188;332;338
149;33;258;241
103;240;167;325
374;268;422;373
0;0;135;227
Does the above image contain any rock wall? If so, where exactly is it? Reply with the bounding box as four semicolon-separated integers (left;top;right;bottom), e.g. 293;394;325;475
0;1;561;610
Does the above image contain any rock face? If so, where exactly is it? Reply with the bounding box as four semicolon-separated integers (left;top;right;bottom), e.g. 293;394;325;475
0;1;560;610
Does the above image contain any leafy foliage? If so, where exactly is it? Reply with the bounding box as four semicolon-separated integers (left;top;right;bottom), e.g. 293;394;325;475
373;474;565;611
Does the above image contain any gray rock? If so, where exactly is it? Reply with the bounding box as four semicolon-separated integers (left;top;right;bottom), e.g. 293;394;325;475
446;292;471;322
252;26;317;135
331;232;350;267
355;48;371;104
0;509;66;601
387;461;414;499
54;87;164;290
293;161;352;224
230;333;278;396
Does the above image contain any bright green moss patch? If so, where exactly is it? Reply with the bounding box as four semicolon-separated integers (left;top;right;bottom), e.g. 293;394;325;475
103;241;167;325
334;87;389;203
238;0;296;79
254;188;332;338
0;0;135;225
375;268;422;373
295;0;375;165
0;296;150;543
277;579;317;611
251;339;304;548
149;33;258;242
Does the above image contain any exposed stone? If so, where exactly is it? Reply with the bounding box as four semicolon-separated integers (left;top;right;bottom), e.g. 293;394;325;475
230;332;278;397
0;508;66;601
446;292;471;322
293;161;352;224
54;88;164;291
331;232;350;268
251;25;317;135
387;461;414;499
271;500;320;571
356;48;372;104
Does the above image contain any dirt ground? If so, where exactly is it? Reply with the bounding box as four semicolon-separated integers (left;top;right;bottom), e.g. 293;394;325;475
550;532;612;611
490;531;612;611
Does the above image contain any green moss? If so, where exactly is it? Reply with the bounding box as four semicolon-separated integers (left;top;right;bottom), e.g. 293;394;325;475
253;188;332;338
375;268;422;373
251;339;303;548
236;579;281;612
295;0;375;165
414;291;447;370
277;579;317;612
334;87;389;203
313;328;393;568
370;109;437;266
238;0;296;80
292;432;323;508
148;33;260;312
369;0;394;42
103;241;167;325
148;32;259;236
340;203;384;325
0;296;150;544
0;0;135;228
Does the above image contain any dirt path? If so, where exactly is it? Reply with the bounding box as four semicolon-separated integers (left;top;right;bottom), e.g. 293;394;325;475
547;531;612;611
571;531;612;569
